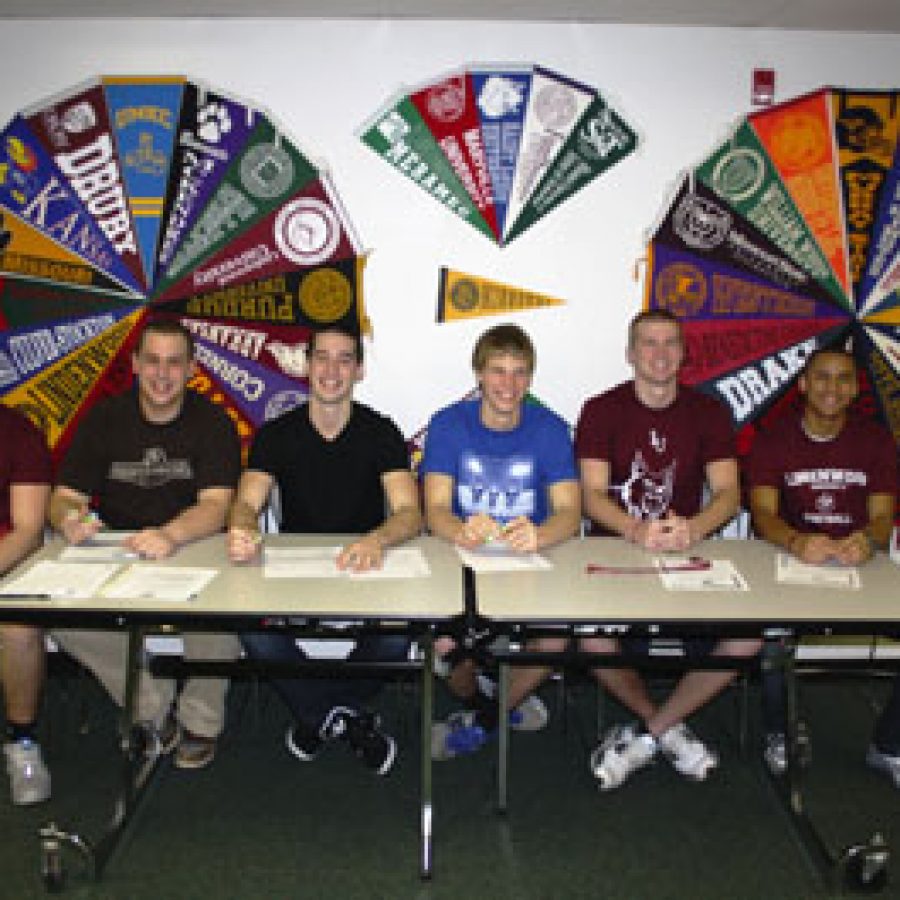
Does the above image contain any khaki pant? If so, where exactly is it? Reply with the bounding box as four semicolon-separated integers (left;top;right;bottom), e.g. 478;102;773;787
51;630;241;738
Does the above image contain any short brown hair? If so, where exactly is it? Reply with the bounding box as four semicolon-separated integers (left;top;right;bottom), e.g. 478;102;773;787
472;323;535;373
308;325;364;364
628;309;683;349
135;319;195;358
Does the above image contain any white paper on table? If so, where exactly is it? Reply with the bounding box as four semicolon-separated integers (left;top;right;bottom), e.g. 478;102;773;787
263;545;430;579
0;560;121;599
656;557;748;591
456;545;553;573
59;543;138;562
776;553;860;589
100;565;219;601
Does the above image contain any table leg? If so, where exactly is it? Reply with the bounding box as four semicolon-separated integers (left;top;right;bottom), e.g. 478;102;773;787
497;659;509;814
420;635;434;880
38;625;168;888
767;638;889;892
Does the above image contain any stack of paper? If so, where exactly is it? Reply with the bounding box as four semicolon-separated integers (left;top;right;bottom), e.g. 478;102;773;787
775;554;860;589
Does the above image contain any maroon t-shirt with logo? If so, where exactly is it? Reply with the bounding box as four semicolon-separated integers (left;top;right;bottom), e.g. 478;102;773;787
746;412;897;538
574;381;735;534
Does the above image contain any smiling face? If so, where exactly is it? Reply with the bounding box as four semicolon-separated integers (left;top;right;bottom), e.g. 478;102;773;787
132;330;194;423
477;350;532;431
306;329;363;408
627;318;684;393
800;350;858;433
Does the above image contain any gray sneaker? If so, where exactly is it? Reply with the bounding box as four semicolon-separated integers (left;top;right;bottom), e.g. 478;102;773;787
4;739;51;805
866;745;900;787
589;723;657;790
658;722;718;781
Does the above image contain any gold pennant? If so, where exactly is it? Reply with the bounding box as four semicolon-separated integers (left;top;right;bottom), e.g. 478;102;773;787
437;267;564;323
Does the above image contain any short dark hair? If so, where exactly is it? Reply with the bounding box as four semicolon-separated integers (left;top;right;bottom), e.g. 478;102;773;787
308;325;364;364
628;309;684;349
802;345;857;376
472;323;535;373
135;319;195;358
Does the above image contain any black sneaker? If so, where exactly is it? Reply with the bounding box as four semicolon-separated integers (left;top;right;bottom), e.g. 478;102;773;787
320;706;396;776
286;722;325;762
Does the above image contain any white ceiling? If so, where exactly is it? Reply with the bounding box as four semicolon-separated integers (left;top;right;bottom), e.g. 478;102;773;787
0;0;899;31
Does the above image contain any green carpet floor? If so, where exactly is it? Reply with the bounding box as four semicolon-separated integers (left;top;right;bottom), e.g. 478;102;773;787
2;668;900;899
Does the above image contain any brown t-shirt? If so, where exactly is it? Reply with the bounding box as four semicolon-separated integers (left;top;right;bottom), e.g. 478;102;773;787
58;390;240;530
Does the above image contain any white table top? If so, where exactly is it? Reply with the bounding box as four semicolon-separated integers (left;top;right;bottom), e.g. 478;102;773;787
473;538;900;631
0;534;464;624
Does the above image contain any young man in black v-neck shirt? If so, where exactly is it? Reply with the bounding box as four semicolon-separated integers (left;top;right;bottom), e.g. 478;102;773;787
228;325;421;775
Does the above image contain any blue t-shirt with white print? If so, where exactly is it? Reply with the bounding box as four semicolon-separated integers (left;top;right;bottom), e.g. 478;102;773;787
420;399;576;525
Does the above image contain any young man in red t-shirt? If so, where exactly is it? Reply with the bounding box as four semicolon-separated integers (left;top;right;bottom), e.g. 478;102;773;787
747;347;898;781
575;310;761;790
0;407;52;805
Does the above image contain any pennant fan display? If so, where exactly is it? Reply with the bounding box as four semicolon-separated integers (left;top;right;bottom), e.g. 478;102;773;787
0;76;369;461
643;87;900;445
360;64;638;246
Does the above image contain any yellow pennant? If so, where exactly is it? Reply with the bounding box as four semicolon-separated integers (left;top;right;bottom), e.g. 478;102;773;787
3;310;142;448
437;267;564;322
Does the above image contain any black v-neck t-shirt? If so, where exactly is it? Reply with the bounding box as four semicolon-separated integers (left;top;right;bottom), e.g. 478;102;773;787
248;402;409;533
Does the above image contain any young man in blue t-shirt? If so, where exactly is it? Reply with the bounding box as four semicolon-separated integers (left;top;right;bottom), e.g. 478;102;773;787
421;323;581;759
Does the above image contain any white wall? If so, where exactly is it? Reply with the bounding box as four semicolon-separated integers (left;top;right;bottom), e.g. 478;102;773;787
0;19;897;435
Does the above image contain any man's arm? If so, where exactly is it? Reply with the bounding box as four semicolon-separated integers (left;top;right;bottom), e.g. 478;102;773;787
424;472;501;548
580;458;639;539
686;457;740;544
505;480;581;553
337;470;422;571
750;484;834;564
0;484;50;575
49;485;101;544
124;486;235;560
834;492;896;564
227;470;274;562
864;492;895;550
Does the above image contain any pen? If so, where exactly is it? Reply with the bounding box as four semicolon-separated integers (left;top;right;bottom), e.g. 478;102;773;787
585;557;712;576
484;523;512;544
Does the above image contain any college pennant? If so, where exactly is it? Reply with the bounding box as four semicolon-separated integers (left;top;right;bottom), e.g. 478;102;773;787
436;267;564;322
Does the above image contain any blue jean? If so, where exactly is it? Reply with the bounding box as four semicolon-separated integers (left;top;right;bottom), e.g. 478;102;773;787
240;631;411;730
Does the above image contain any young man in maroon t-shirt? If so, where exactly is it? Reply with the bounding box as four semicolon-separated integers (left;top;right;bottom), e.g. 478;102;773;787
0;407;52;805
748;347;899;782
574;310;761;790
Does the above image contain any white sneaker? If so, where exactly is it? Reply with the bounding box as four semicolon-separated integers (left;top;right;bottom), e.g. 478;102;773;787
4;739;51;805
658;723;718;781
589;723;657;790
476;675;549;732
866;745;900;787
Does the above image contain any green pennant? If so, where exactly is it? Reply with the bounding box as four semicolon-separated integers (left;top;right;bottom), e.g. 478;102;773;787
359;94;495;242
504;93;637;244
695;120;850;311
156;115;318;294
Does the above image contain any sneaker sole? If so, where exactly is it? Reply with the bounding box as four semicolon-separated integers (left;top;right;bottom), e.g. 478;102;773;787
174;748;216;770
374;739;397;776
11;785;51;805
285;728;321;763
